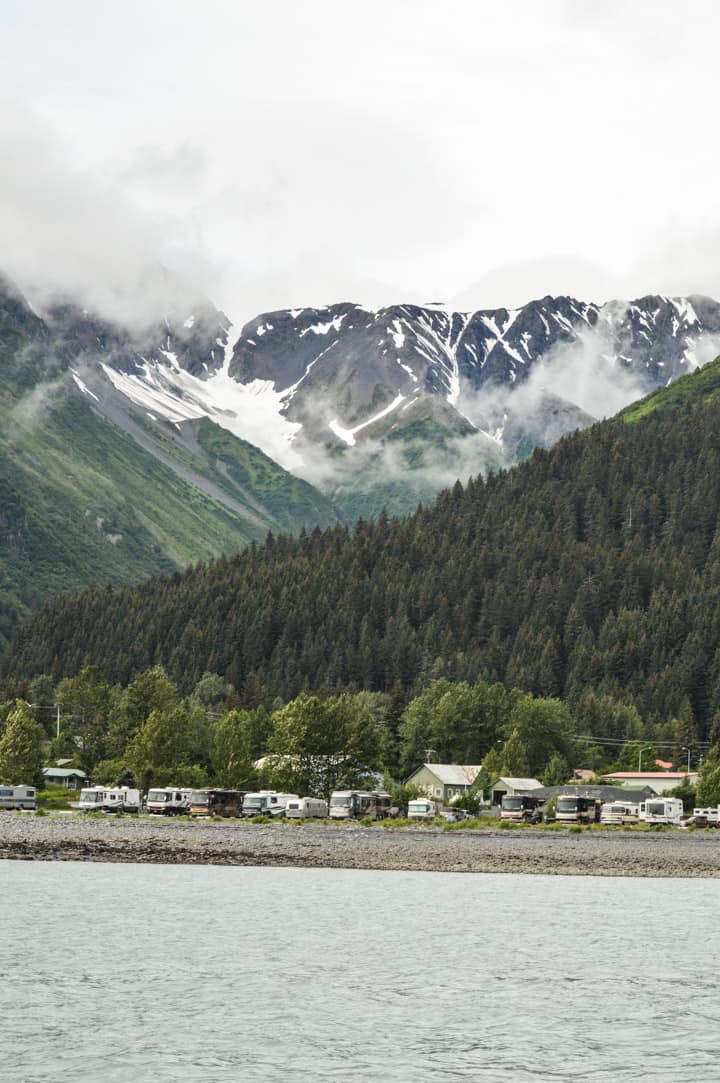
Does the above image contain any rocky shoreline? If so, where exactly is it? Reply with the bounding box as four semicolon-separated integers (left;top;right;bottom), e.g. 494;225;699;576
2;813;720;877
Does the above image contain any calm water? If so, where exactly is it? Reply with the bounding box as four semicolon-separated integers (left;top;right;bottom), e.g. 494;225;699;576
1;861;718;1082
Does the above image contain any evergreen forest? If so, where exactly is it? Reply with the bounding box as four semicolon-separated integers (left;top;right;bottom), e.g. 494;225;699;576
9;357;720;749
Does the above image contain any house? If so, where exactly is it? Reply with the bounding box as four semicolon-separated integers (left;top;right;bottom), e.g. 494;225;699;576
599;771;698;795
405;764;482;804
42;767;87;790
490;776;543;806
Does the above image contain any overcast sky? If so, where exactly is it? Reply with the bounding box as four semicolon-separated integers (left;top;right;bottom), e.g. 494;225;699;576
2;0;720;325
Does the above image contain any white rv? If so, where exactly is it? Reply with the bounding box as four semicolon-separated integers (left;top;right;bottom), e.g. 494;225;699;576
285;797;328;819
639;797;684;825
0;784;37;810
79;786;107;812
407;797;438;821
103;787;140;813
328;790;392;820
691;807;720;827
241;791;299;817
600;801;639;825
146;788;192;815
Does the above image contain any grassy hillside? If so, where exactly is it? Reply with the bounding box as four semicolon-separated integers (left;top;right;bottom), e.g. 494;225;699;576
0;325;337;654
620;354;720;422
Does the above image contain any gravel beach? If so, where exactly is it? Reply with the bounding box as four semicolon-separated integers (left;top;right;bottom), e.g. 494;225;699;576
2;814;720;877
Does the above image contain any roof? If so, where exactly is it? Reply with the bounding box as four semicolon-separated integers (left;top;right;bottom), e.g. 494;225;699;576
573;769;596;781
42;767;87;779
492;777;544;790
410;764;482;786
535;785;654;802
601;772;691;780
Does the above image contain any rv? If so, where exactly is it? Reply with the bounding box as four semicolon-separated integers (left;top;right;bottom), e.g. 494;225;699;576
639;797;684;825
102;787;140;813
78;786;107;812
690;807;720;827
240;791;296;818
501;794;544;822
0;784;37;810
555;794;602;824
328;790;392;821
285;797;328;819
600;801;639;825
407;797;438;821
146;788;193;815
190;789;245;817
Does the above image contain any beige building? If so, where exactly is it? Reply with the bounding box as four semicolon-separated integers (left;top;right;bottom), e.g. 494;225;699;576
600;771;698;794
405;763;482;804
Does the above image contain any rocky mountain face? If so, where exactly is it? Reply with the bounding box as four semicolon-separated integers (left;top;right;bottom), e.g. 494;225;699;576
7;274;720;522
57;288;720;516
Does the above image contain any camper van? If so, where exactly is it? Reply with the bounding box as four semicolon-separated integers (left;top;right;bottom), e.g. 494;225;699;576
285;797;328;819
240;791;296;818
600;801;639;825
639;797;684;825
555;794;602;824
407;797;438;821
146;788;192;815
329;790;392;821
0;784;36;810
190;790;245;817
501;794;544;822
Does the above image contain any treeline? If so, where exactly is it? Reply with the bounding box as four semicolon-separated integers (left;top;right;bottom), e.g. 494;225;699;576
8;396;720;735
1;666;716;799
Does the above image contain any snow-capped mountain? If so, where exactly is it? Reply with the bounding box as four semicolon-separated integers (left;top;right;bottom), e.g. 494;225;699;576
13;278;720;519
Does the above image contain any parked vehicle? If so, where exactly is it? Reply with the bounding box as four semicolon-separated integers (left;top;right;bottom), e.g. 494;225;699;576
240;791;297;818
190;789;245;817
600;801;639;825
285;797;328;819
102;787;140;813
78;786;107;812
639;797;684;825
146;788;193;815
555;794;602;824
0;784;37;810
407;797;438;821
501;794;544;822
329;790;392;820
689;807;720;827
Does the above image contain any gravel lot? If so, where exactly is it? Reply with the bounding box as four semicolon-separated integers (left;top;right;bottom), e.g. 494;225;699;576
2;813;720;877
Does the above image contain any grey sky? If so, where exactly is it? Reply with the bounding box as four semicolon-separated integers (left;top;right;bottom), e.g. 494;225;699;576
2;0;719;324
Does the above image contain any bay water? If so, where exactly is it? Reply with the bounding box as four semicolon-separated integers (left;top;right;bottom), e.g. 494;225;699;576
1;860;718;1081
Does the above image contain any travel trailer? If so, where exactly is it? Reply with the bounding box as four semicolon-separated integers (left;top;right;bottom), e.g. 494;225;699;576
555;794;602;824
146;788;193;815
329;790;392;820
102;787;140;813
501;794;544;822
240;791;298;817
285;797;328;819
407;797;438;821
79;786;139;813
600;801;639;825
690;807;720;827
639;797;684;825
0;784;36;810
190;789;245;817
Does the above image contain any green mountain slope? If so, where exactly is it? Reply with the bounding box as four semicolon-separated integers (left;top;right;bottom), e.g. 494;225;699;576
0;307;338;654
620;354;720;422
11;355;720;736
